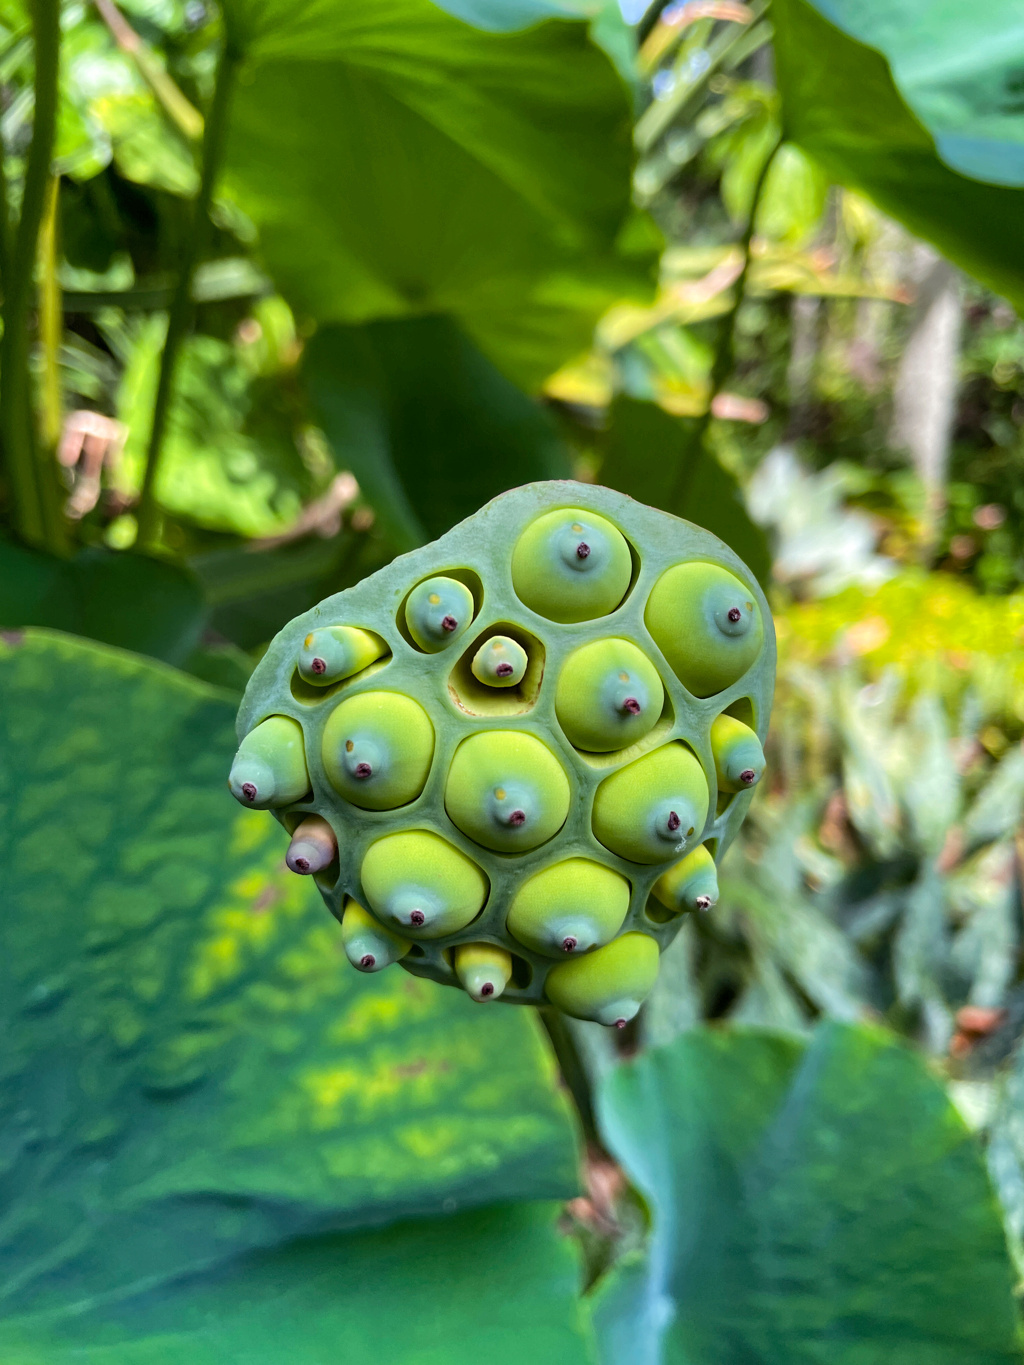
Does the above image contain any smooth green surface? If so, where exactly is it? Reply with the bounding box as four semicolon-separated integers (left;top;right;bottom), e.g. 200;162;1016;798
592;1024;1021;1365
0;631;580;1343
773;0;1024;311
305;319;571;548
0;540;206;666
6;1203;597;1364
809;0;1024;187
223;4;647;389
598;398;771;587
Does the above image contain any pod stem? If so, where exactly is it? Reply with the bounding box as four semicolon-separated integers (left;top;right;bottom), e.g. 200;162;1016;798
538;1006;603;1152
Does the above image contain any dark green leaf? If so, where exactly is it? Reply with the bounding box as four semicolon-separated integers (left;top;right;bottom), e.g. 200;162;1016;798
304;317;571;549
598;397;771;585
0;540;206;665
592;1024;1020;1365
773;0;1024;311
221;0;649;389
0;631;579;1335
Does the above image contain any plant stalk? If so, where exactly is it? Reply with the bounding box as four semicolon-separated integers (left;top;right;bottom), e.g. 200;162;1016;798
538;1006;603;1150
668;134;780;513
135;39;238;549
38;174;62;452
0;0;67;551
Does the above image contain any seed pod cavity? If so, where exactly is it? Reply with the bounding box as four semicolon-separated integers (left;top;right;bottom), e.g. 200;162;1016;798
286;814;338;875
651;844;719;916
592;742;709;864
360;830;488;939
341;898;410;972
511;508;632;624
322;691;434;810
445;730;570;852
545;932;659;1026
507;858;629;957
454;943;512;1001
710;713;766;793
645;561;763;697
297;626;387;686
555;638;664;753
228;715;310;810
404;576;476;653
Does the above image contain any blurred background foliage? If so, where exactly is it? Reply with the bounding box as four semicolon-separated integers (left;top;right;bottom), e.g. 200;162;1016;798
2;0;1024;1360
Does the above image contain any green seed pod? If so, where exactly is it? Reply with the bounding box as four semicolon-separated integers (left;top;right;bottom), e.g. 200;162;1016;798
592;742;709;864
228;715;309;810
511;508;632;624
507;857;630;956
340;897;410;972
454;942;513;1001
360;830;488;938
545;931;659;1027
404;576;475;652
471;635;528;688
297;626;386;685
445;730;570;852
321;691;434;810
645;562;763;697
652;844;719;915
710;713;766;793
555;637;664;753
286;814;338;875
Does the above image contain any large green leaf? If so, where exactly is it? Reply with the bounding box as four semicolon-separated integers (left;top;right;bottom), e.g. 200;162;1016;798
597;397;771;585
0;631;581;1348
592;1024;1020;1365
221;0;648;389
773;0;1024;312
808;0;1024;188
0;540;206;666
304;317;570;550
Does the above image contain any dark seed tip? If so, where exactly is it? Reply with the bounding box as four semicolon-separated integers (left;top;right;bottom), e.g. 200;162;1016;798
354;762;373;779
441;614;458;632
240;781;258;802
562;936;578;952
495;662;514;678
575;541;591;559
739;769;756;785
410;909;426;927
293;857;310;874
622;696;641;716
480;982;494;997
727;607;742;623
615;1018;627;1029
695;895;711;912
359;954;375;970
666;810;681;832
509;808;527;827
310;656;327;674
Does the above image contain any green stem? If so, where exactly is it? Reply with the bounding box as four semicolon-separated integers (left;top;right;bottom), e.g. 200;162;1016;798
136;39;238;549
38;175;62;451
538;1007;604;1151
667;134;780;513
0;0;65;550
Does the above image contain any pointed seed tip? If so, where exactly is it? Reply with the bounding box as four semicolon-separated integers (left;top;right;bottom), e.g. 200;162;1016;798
441;614;458;632
695;895;711;911
240;781;258;802
480;982;494;997
727;607;742;622
509;808;527;827
359;954;375;970
666;810;681;832
622;696;641;716
354;762;373;779
496;662;514;677
615;1018;627;1029
739;769;757;785
310;656;327;675
576;541;591;559
292;856;311;874
409;909;426;927
561;936;577;952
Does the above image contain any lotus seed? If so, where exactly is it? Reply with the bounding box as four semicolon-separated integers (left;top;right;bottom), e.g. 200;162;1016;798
297;626;386;686
545;932;660;1026
507;858;630;957
592;742;710;863
360;830;488;938
322;691;434;810
405;576;475;652
645;561;763;697
228;716;310;810
710;713;766;793
511;507;632;623
555;638;664;753
445;730;570;852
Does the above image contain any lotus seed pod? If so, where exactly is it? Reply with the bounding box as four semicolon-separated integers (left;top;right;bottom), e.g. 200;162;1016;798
404;576;475;652
645;561;763;697
360;830;488;938
545;931;659;1026
297;626;386;685
592;742;709;864
652;844;719;915
555;638;664;753
507;858;630;957
322;691;434;810
511;507;632;623
340;897;410;972
286;814;338;875
228;715;309;809
454;942;513;1001
445;730;571;852
471;635;528;688
710;713;766;793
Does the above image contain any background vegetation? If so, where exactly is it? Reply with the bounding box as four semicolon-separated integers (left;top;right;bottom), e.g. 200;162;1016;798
3;0;1024;1360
